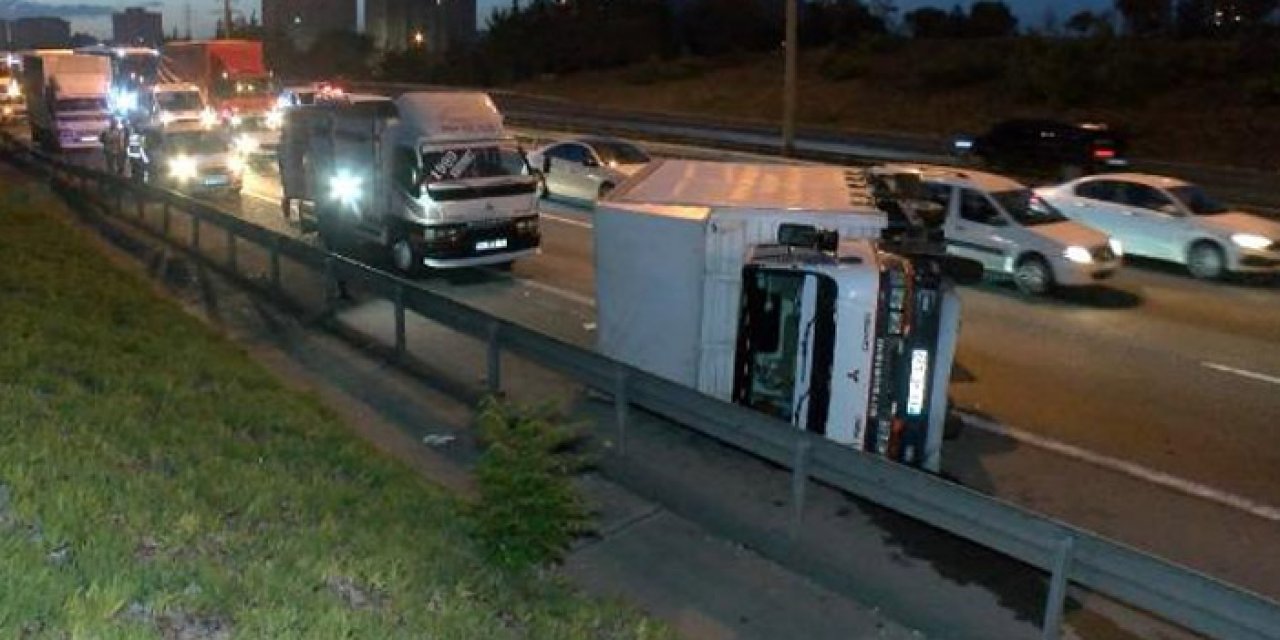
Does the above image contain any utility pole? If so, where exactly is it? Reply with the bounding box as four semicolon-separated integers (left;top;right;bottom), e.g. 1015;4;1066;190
782;0;798;157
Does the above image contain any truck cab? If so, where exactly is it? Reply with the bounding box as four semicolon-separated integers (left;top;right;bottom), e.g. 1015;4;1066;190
137;83;209;129
280;92;540;273
22;51;113;151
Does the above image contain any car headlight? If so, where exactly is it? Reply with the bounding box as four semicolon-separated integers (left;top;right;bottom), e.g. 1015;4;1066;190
1108;238;1123;257
1231;233;1273;250
200;108;218;128
168;155;198;182
228;156;246;175
266;109;283;130
329;171;362;205
235;134;259;155
159;111;175;126
1064;246;1094;264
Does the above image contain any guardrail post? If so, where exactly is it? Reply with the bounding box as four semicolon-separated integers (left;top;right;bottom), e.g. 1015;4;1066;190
613;369;629;456
161;202;171;237
394;283;406;360
226;228;237;274
269;236;282;294
789;437;812;541
1041;535;1076;640
486;321;502;395
190;216;201;250
114;189;123;217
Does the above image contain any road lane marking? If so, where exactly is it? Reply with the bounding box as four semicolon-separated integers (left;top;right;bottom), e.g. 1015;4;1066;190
243;190;277;206
1202;362;1280;387
543;213;594;229
510;276;596;309
960;412;1280;524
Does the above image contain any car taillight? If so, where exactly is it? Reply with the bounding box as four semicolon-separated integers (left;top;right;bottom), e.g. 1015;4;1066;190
1093;147;1116;160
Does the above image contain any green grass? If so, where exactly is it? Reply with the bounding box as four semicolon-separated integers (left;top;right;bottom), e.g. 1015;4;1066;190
0;181;668;639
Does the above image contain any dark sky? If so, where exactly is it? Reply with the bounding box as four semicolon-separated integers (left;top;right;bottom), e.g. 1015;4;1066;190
10;1;1112;39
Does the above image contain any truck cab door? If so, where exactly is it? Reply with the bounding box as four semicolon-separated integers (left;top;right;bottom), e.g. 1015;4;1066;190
732;268;836;435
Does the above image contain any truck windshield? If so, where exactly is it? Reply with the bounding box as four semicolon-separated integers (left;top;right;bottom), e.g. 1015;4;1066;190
213;78;272;98
56;98;107;113
117;56;159;86
156;92;202;111
993;189;1068;226
421;146;521;183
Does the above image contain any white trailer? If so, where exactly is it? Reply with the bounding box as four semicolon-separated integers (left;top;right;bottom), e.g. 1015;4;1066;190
279;91;540;273
22;51;112;150
596;160;971;470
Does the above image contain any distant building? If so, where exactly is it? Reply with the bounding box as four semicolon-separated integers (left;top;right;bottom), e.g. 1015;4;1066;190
366;0;476;54
112;7;163;47
263;0;358;50
10;17;71;50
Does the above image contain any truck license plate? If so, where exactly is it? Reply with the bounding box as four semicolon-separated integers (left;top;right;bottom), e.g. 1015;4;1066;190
475;238;508;251
906;349;929;416
204;176;228;186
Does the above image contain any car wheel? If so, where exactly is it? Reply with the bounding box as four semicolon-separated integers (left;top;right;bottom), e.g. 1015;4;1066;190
1013;255;1054;296
1187;241;1226;280
391;236;424;277
598;182;615;200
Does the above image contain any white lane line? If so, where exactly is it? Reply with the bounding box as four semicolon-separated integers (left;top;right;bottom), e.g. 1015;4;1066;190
243;190;277;205
543;212;594;229
1202;362;1280;387
960;412;1280;523
511;276;596;309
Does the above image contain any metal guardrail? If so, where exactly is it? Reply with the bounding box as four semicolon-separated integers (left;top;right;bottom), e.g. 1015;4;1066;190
4;133;1279;640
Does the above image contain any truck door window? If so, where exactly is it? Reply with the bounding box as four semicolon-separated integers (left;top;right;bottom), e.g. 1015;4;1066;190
733;269;837;433
393;147;421;197
959;189;1005;226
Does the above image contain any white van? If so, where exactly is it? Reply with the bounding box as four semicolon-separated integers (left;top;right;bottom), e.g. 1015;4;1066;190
885;165;1122;295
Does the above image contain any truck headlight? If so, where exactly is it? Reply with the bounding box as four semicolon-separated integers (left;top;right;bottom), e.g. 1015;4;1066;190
1064;246;1093;264
228;156;246;175
329;171;362;205
1108;238;1123;257
159;111;175;126
168;155;198;182
1231;233;1273;250
200;108;218;128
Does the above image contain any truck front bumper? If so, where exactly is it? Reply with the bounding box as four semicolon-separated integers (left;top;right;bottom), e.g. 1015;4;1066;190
411;216;541;268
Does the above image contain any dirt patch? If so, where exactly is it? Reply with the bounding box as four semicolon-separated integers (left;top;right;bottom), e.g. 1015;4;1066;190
326;575;386;611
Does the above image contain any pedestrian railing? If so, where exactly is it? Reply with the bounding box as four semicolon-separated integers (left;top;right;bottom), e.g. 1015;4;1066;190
3;132;1278;640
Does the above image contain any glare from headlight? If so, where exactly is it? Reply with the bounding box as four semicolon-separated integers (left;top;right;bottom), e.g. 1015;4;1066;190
168;155;198;182
200;109;218;128
1064;246;1094;264
228;156;246;174
1108;238;1123;257
235;134;259;155
266;109;283;129
6;82;19;98
329;171;362;205
229;114;243;127
159;111;175;126
1231;233;1273;250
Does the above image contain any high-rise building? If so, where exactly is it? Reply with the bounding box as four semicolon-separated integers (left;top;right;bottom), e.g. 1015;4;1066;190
113;7;164;47
366;0;476;54
263;0;359;51
10;17;71;50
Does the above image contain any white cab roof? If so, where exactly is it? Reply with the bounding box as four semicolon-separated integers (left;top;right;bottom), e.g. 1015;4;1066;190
881;163;1025;193
394;91;505;142
611;159;880;215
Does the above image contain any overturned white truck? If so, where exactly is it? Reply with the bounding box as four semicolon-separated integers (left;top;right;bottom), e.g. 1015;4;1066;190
279;92;540;273
595;160;978;470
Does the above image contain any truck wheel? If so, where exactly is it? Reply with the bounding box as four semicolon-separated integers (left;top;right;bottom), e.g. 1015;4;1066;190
1187;241;1226;280
1013;255;1054;296
391;237;425;277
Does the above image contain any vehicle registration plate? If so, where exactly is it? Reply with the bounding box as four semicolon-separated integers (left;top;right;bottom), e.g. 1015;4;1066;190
204;176;229;186
906;349;929;416
475;238;508;251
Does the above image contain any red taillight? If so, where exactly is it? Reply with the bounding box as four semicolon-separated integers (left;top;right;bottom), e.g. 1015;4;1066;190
1093;147;1116;160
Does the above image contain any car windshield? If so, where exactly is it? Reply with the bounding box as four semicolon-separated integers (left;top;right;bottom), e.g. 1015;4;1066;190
421;145;521;184
165;131;229;155
56;98;107;112
992;189;1068;226
156;92;202;111
592;141;649;165
1167;185;1228;215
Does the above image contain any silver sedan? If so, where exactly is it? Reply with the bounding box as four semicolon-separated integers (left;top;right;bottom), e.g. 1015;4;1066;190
525;137;651;202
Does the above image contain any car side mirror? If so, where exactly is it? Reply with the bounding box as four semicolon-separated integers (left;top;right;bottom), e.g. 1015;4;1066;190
1157;203;1180;216
583;157;599;168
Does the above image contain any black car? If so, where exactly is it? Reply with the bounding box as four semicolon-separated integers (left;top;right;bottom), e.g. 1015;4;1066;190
959;119;1128;178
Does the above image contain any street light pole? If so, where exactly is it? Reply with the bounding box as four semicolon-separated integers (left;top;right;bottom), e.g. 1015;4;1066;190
782;0;798;157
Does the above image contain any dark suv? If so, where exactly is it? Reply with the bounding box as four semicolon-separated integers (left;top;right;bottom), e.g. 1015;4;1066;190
962;119;1128;178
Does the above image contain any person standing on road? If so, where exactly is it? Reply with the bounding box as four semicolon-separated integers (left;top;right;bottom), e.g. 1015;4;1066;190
99;120;126;175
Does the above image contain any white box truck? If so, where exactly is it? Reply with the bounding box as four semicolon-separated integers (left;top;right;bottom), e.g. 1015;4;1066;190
596;160;973;470
278;91;540;273
22;50;112;150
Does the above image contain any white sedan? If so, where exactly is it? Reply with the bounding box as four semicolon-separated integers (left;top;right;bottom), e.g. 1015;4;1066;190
526;137;650;202
1036;173;1280;280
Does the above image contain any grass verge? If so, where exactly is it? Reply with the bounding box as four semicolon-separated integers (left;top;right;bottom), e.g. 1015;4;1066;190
0;177;668;639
